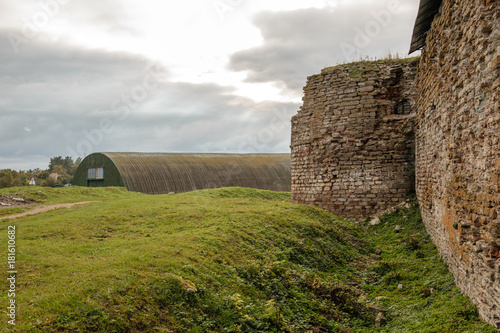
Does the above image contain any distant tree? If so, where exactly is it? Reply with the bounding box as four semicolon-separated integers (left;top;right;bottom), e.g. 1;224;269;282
0;157;81;188
0;170;13;188
38;171;50;180
19;172;34;182
59;173;71;185
48;156;65;172
49;156;79;175
63;156;74;171
69;165;79;176
42;177;56;187
52;165;64;175
0;169;34;188
17;171;31;186
69;157;82;176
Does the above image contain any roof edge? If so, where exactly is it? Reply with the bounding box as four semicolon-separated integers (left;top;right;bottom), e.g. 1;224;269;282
409;0;443;54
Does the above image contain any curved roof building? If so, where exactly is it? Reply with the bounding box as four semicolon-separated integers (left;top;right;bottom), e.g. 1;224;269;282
73;153;291;194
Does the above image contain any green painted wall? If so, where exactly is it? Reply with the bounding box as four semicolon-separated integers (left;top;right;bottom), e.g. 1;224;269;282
72;153;125;188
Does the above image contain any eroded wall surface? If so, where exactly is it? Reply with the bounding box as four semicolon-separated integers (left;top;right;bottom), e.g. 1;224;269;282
291;59;418;219
415;0;499;327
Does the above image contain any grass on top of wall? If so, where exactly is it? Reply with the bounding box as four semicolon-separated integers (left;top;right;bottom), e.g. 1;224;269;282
320;56;421;78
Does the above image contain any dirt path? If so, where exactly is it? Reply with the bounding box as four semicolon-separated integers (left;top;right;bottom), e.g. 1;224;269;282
0;201;99;221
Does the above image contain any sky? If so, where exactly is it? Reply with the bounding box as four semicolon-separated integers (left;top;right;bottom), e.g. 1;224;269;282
0;0;420;170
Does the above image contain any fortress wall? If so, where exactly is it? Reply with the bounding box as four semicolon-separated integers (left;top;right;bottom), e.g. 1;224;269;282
291;59;418;219
290;0;499;327
415;0;499;327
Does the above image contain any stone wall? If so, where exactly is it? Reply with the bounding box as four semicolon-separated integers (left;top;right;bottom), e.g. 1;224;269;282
415;0;499;327
291;59;418;219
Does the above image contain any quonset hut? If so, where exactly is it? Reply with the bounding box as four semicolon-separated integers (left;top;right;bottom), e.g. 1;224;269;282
72;152;291;194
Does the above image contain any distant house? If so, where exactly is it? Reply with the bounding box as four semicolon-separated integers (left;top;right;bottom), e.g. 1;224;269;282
49;173;59;180
29;178;36;186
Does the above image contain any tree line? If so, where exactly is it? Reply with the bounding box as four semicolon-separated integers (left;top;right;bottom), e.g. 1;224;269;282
0;156;82;188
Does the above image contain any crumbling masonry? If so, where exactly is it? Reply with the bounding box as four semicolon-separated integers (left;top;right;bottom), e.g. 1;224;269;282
291;59;419;219
291;0;499;327
415;0;499;327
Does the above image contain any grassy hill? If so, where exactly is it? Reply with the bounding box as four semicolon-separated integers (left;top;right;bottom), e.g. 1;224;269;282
0;187;496;332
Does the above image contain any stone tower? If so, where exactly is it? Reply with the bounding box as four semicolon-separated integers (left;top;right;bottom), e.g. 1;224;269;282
291;58;418;219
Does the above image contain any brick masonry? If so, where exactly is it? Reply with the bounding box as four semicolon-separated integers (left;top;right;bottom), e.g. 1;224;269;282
291;59;418;219
415;0;499;328
291;0;499;326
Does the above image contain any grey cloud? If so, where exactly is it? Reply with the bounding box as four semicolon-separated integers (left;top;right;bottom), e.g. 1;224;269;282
0;32;162;116
0;34;297;170
92;86;299;155
62;0;139;34
229;1;419;92
0;0;138;38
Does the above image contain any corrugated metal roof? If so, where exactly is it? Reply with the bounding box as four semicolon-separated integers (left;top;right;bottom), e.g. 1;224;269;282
76;152;291;194
409;0;443;53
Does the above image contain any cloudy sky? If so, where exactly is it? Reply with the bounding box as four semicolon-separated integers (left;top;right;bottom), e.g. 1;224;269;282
0;0;420;170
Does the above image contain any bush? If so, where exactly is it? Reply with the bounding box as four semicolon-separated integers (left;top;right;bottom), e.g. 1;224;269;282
42;177;57;187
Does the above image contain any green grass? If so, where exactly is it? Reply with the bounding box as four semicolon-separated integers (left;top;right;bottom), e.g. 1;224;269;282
358;197;496;333
0;207;28;217
320;56;421;78
0;187;495;332
0;186;141;204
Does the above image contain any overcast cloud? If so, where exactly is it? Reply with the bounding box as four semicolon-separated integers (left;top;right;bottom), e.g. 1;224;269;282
230;1;419;92
0;0;420;170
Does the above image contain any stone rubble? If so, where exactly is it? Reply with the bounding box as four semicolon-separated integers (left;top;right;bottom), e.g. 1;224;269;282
0;195;37;207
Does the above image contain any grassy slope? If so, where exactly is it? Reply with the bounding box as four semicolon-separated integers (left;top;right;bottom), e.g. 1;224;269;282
0;187;495;332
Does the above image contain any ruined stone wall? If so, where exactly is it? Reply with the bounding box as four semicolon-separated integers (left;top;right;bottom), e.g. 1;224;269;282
291;59;418;219
415;0;499;327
